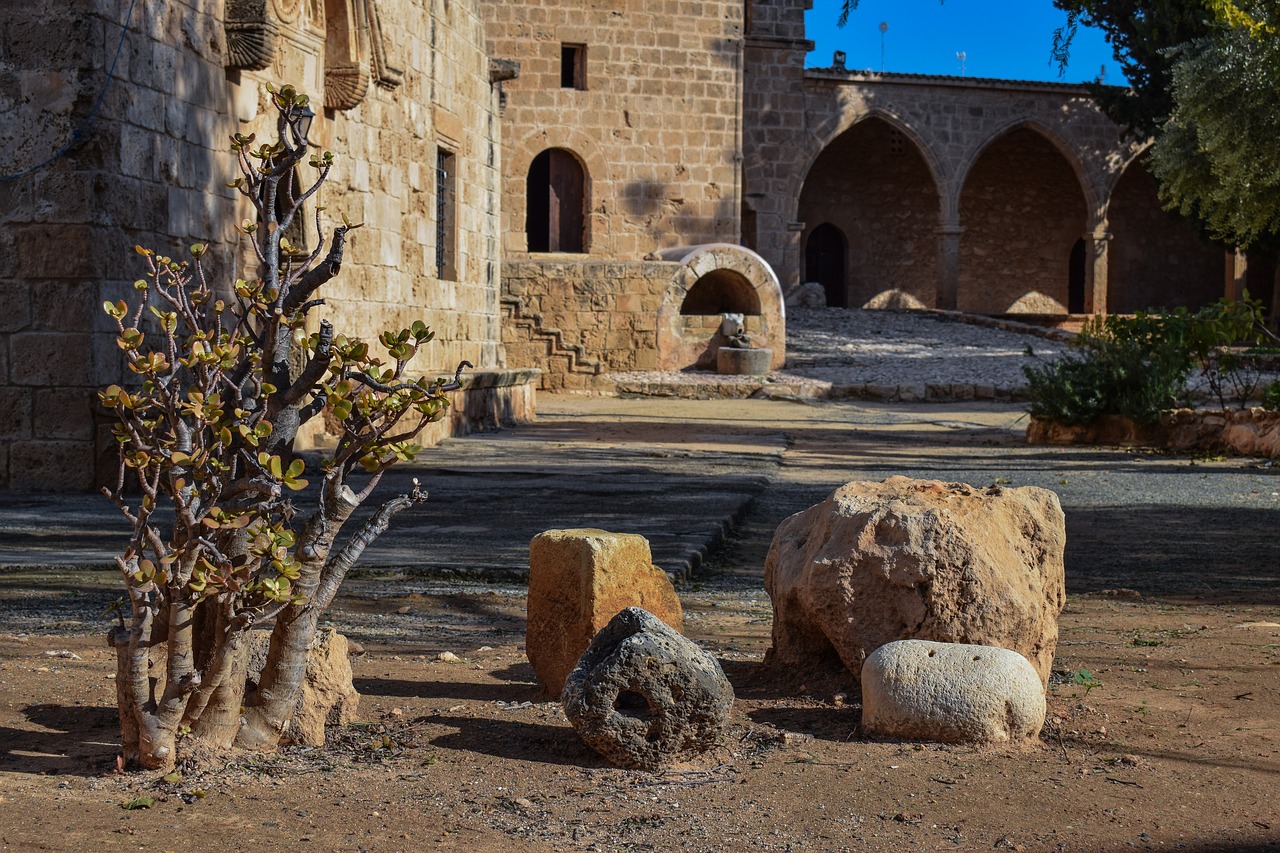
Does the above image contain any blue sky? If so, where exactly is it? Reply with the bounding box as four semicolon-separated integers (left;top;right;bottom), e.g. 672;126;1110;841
805;0;1124;84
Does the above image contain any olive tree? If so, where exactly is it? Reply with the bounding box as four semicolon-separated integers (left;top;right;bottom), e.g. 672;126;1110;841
100;84;467;770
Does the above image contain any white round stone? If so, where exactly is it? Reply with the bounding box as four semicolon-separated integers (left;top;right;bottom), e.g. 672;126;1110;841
860;639;1046;744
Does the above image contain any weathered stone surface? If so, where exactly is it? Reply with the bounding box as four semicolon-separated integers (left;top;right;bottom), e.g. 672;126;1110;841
527;528;684;697
765;476;1065;686
716;346;772;376
861;639;1046;743
246;627;359;747
562;607;734;771
1029;408;1280;459
785;282;828;308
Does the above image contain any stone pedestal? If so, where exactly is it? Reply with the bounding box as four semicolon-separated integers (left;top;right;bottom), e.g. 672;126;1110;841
716;347;772;376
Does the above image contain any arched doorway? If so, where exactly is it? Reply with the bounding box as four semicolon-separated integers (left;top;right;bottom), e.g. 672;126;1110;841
958;127;1087;313
1106;155;1223;313
526;148;586;253
1068;238;1086;314
804;223;848;307
798;118;940;309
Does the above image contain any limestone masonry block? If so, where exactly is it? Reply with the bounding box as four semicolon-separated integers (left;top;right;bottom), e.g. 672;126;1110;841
526;528;684;697
861;639;1046;744
765;476;1066;687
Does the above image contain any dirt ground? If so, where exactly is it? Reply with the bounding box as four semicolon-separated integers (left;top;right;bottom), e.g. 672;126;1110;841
1;398;1278;852
0;584;1277;852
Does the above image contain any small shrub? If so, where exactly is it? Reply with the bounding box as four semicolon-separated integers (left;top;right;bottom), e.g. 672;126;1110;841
1184;293;1276;409
1262;379;1280;411
1023;311;1193;426
1025;294;1280;426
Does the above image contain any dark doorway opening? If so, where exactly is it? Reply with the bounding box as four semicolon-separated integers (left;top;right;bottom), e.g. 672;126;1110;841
805;223;847;307
1068;237;1086;313
526;148;586;253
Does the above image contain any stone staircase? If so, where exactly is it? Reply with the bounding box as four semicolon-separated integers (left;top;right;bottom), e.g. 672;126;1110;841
500;297;603;390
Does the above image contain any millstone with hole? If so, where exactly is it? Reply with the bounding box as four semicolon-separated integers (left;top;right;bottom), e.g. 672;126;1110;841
561;607;734;770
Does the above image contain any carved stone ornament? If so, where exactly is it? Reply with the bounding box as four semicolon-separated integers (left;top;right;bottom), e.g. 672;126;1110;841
324;62;371;111
225;0;279;71
367;0;404;88
272;0;303;24
323;0;371;109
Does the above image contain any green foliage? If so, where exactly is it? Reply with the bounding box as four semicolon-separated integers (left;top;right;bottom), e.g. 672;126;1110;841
1051;1;1214;136
1179;292;1277;409
1149;21;1280;248
1073;668;1101;697
1024;311;1195;426
1025;295;1280;426
1262;379;1280;411
101;82;469;769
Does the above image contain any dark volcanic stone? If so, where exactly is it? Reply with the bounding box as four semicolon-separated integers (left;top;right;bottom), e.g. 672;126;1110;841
561;607;734;771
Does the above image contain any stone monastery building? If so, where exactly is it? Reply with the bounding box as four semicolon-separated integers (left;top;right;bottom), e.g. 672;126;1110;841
0;0;1255;488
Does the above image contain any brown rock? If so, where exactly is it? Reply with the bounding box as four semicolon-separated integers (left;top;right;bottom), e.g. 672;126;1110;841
764;476;1065;686
246;627;360;746
526;528;684;697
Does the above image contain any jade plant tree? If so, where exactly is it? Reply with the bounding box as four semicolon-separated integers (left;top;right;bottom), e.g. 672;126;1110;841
100;84;467;770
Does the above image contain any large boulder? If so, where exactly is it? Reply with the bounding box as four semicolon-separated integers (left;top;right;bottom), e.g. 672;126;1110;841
246;626;360;746
861;639;1047;743
765;477;1065;686
562;607;734;771
527;528;684;697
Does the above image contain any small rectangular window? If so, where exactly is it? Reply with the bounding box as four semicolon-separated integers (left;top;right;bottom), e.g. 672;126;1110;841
435;148;457;280
560;44;585;89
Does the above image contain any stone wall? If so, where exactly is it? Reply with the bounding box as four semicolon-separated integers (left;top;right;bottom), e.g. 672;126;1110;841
501;259;672;391
1107;157;1224;313
481;0;745;260
957;128;1088;313
0;0;514;489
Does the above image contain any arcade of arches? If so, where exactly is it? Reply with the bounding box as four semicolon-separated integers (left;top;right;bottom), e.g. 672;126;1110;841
797;118;1238;315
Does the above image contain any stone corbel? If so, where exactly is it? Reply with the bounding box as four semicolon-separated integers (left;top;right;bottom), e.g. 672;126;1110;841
225;0;280;70
489;58;521;84
324;0;371;110
366;0;404;89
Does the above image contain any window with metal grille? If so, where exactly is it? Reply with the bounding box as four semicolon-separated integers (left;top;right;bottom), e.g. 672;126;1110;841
436;148;456;280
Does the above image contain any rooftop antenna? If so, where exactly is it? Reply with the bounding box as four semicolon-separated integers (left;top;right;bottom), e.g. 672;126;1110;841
879;22;888;72
956;51;967;76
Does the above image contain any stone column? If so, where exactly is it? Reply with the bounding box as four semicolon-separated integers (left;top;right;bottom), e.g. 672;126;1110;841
935;222;964;311
1224;249;1248;301
784;220;806;293
1085;226;1111;315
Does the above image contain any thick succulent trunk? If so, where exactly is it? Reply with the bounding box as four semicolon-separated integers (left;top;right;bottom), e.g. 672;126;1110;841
235;481;358;750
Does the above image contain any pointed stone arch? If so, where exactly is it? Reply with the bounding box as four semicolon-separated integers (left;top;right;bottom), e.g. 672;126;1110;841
956;123;1092;313
955;119;1100;221
1104;151;1224;312
792;109;947;225
796;114;943;309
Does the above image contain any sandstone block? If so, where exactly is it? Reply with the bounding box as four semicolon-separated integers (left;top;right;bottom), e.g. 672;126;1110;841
527;528;684;697
861;639;1046;743
765;476;1065;686
562;607;734;771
